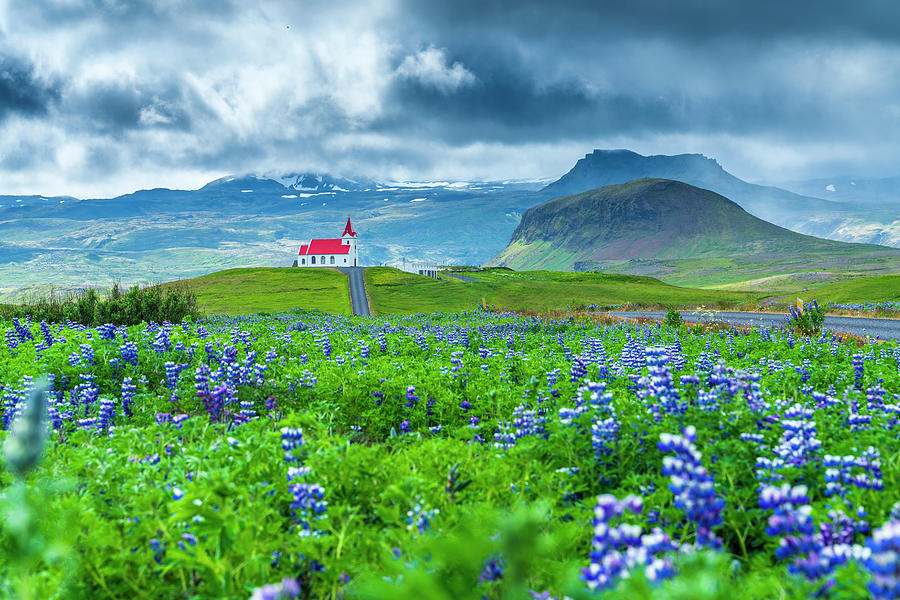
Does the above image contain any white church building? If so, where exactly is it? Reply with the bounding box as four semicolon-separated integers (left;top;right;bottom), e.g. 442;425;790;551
296;217;359;267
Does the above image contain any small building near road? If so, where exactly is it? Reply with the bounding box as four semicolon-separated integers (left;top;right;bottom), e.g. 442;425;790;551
296;218;358;267
392;259;439;279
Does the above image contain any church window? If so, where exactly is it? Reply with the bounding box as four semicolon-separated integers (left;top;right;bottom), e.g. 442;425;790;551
311;256;316;264
330;256;335;264
301;258;305;265
321;256;326;264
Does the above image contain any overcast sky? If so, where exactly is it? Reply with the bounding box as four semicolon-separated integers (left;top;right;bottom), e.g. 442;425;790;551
2;0;900;197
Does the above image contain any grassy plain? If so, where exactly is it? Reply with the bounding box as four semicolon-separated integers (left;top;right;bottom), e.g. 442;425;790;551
364;267;755;315
160;267;351;315
801;274;900;303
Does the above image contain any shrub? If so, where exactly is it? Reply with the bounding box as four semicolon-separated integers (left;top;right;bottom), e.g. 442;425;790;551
788;299;825;336
10;284;201;326
663;307;684;328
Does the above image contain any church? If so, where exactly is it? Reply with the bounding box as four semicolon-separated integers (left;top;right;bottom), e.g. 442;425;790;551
295;217;359;267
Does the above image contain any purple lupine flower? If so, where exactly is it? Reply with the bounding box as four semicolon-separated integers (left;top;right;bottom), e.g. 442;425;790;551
97;397;116;432
120;341;139;366
852;353;865;389
406;499;438;535
493;422;516;450
249;578;301;600
479;555;505;582
281;427;304;463
658;426;725;549
512;403;546;439
581;493;676;590
863;519;900;599
639;346;684;421
234;401;257;425
824;447;883;497
772;404;821;467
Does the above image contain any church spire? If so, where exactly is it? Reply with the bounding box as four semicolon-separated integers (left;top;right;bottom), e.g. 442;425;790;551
342;217;356;237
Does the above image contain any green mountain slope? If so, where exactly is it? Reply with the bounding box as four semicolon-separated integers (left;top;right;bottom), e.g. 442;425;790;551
486;178;900;286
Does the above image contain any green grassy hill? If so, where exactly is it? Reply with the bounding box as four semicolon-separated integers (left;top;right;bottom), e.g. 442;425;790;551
364;267;755;315
161;267;351;315
486;178;900;287
798;275;900;303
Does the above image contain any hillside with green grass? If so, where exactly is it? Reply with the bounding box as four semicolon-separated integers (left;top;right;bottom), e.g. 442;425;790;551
161;267;351;315
486;178;900;287
799;275;900;303
364;267;754;315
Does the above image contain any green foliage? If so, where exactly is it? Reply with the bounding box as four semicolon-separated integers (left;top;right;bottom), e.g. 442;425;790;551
9;284;201;326
0;309;898;598
663;308;684;328
788;300;826;336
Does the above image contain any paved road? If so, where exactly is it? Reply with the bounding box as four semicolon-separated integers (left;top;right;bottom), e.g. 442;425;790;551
442;272;481;282
337;267;371;317
602;310;900;341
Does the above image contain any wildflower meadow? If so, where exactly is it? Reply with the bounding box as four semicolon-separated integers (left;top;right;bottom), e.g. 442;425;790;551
1;308;899;599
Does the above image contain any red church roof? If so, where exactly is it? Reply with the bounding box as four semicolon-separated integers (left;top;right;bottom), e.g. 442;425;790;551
342;217;356;237
299;239;351;255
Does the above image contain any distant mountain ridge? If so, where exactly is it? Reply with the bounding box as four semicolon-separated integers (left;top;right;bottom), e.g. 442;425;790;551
487;178;900;285
541;149;900;247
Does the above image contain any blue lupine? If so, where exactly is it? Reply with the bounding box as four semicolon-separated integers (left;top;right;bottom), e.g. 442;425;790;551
773;404;821;467
286;466;327;537
250;578;301;600
121;377;136;417
658;426;725;549
120;341;139;366
479;555;505;582
852;353;865;389
97;397;116;431
581;493;676;590
406;499;438;535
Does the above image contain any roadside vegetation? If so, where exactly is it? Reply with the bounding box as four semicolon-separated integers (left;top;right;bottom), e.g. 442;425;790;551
1;284;200;326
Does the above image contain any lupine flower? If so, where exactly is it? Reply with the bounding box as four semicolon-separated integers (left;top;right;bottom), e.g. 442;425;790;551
658;426;725;549
493;422;516;450
773;404;821;467
852;353;865;389
824;447;883;497
479;555;505;582
639;346;684;421
249;578;300;600
406;499;438;535
863;519;900;599
97;397;116;432
281;427;304;463
581;493;676;590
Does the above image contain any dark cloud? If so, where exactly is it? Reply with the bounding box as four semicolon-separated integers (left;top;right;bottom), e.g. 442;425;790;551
11;0;237;25
400;0;900;44
67;80;195;133
0;55;61;121
3;0;900;196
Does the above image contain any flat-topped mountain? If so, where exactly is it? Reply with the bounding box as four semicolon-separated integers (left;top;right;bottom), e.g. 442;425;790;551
487;178;900;279
540;149;900;247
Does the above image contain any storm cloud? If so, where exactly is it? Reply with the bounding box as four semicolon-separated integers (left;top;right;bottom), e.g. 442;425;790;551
1;0;900;196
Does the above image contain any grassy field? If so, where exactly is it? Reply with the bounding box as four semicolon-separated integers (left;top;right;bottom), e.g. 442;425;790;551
799;274;900;303
364;267;756;315
161;267;351;315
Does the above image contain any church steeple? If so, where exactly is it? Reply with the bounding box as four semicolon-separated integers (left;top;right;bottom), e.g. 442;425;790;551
342;217;356;237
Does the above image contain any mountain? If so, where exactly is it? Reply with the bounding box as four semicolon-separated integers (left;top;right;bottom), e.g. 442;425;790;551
781;175;900;205
487;178;900;287
541;149;900;247
0;172;544;299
